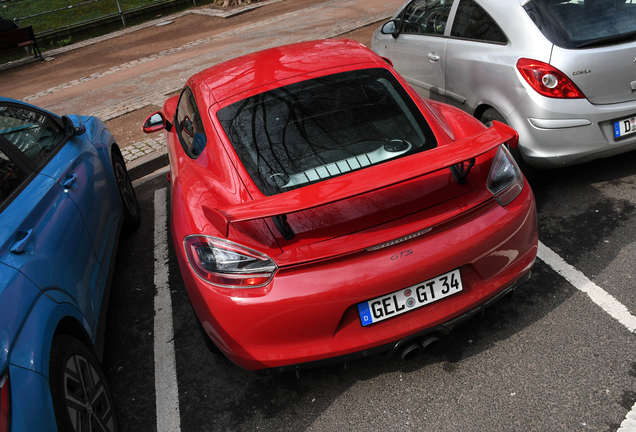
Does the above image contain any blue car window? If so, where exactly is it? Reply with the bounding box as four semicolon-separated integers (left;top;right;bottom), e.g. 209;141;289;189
0;147;27;208
175;87;207;159
0;105;66;167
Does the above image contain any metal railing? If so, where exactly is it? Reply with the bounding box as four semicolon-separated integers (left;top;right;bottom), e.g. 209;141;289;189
7;0;199;36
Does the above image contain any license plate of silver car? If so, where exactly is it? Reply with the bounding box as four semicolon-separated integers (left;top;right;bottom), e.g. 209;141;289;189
357;269;463;326
614;116;636;139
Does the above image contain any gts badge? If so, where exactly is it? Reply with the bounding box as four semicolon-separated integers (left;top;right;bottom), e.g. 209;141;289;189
391;249;413;260
572;69;591;76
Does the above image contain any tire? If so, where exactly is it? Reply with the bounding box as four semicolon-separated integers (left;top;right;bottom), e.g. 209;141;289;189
49;336;119;432
195;310;222;355
479;108;536;180
112;152;141;232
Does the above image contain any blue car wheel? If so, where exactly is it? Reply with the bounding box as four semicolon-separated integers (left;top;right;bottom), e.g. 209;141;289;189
112;152;140;232
49;336;119;432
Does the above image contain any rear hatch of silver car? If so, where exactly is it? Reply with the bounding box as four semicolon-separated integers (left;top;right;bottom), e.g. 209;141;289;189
524;0;636;105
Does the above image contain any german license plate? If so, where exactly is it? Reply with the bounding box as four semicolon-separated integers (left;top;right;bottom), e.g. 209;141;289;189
614;116;636;139
357;269;462;327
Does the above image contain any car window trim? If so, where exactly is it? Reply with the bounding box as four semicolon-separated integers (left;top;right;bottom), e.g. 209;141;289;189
448;35;509;45
0;136;35;173
0;138;38;213
449;0;509;45
174;86;207;160
396;0;460;38
0;102;70;172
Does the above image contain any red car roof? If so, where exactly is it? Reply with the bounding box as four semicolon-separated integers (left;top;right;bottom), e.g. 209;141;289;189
192;39;384;104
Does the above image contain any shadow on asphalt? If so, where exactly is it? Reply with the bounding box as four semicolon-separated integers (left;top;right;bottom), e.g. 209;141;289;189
103;149;636;431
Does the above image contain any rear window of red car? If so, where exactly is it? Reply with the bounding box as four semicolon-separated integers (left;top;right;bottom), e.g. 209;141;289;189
217;68;437;196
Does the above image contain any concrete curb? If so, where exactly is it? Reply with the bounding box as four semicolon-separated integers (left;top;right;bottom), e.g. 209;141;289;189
127;148;169;180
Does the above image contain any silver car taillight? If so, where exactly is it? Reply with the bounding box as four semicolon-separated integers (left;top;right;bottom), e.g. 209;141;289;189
487;146;524;206
184;236;278;288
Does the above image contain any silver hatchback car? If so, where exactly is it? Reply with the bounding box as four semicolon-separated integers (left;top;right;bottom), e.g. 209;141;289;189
372;0;636;171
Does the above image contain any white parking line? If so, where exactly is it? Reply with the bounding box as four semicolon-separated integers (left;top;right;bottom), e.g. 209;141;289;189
618;402;636;432
537;241;636;431
537;241;636;333
148;203;634;429
153;188;182;432
132;165;170;188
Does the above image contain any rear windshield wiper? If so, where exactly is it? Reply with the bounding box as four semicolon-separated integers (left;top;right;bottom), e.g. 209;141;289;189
577;29;636;48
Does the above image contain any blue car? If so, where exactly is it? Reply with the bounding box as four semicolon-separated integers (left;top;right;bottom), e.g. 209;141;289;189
0;97;139;432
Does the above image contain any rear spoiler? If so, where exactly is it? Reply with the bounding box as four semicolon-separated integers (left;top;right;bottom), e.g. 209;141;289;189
206;121;517;237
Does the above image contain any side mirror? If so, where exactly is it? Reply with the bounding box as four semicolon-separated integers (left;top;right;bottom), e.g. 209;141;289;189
381;21;399;38
62;115;86;137
143;112;167;133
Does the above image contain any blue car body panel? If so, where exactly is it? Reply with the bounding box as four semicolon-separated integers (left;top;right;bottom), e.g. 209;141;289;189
8;365;58;432
0;171;102;317
0;263;41;374
40;115;121;269
0;97;126;431
11;290;91;376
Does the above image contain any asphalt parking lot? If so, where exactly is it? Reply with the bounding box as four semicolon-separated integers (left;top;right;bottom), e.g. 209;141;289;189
100;151;636;432
2;0;636;430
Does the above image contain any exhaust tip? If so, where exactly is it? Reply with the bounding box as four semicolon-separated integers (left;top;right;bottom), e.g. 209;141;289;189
420;336;441;351
400;343;423;361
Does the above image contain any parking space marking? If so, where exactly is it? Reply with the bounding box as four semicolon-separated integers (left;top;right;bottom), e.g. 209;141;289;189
537;241;636;333
132;165;170;187
619;402;636;432
538;241;636;430
154;188;182;432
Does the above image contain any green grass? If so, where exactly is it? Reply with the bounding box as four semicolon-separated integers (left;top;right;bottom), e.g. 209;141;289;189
1;0;192;34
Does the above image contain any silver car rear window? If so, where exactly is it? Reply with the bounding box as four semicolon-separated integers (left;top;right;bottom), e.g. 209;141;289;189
217;68;437;197
524;0;636;49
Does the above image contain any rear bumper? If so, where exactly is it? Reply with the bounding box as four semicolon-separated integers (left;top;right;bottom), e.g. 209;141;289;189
259;270;531;375
508;93;636;168
178;185;538;371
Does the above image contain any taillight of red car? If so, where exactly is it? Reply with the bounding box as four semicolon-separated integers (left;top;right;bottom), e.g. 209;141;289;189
516;58;585;99
0;372;10;432
184;236;278;288
487;146;524;206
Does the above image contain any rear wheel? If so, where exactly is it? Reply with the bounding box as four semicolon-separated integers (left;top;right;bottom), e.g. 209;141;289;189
193;308;222;354
197;320;222;354
112;152;140;232
49;336;119;432
479;108;536;179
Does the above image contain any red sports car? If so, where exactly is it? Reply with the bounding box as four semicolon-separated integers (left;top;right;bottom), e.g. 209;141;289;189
144;39;538;373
